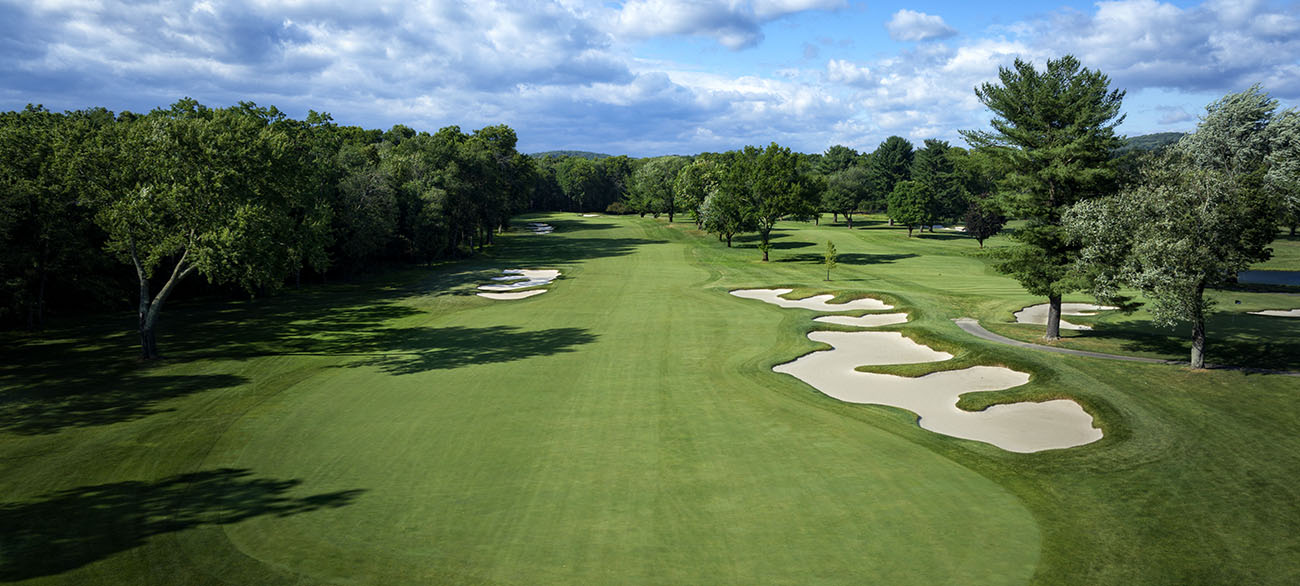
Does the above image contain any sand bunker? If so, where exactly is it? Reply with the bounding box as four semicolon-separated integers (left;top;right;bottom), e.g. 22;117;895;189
526;222;554;234
477;269;560;300
735;289;1102;452
478;269;560;292
581;214;600;217
815;313;909;328
1014;303;1116;330
1249;309;1300;317
477;290;548;300
730;288;893;312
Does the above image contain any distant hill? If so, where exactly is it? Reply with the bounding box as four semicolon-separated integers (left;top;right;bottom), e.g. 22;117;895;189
530;150;613;160
1119;132;1185;153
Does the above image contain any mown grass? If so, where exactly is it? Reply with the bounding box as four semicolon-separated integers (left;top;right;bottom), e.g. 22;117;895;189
1;213;1298;584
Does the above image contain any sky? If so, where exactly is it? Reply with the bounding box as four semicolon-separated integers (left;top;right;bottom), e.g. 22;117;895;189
2;0;1297;156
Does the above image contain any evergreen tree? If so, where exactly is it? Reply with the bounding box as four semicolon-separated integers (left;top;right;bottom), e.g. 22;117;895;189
960;55;1125;340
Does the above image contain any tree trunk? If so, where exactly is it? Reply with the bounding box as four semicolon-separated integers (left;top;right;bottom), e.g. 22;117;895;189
1190;319;1206;369
760;229;770;261
906;226;913;237
725;234;732;247
1190;281;1207;368
132;241;196;360
668;209;674;223
833;212;838;223
846;213;853;229
1044;294;1062;341
889;218;894;226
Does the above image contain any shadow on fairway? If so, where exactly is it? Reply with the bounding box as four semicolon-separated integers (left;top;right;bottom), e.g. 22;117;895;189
775;252;918;265
0;468;364;581
332;325;598;375
499;235;659;266
0;371;248;436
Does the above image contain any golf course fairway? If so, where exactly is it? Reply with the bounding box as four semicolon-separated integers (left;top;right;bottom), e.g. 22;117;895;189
3;214;1300;584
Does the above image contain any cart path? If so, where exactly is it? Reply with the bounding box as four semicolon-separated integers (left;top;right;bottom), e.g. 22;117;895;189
952;318;1300;377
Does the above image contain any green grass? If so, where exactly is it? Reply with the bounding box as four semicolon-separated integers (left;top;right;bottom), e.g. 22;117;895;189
2;213;1299;584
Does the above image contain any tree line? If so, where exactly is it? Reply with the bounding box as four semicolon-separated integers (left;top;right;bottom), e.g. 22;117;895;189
0;99;535;356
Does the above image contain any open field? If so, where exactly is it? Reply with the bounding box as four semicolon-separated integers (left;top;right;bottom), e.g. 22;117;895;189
3;214;1299;584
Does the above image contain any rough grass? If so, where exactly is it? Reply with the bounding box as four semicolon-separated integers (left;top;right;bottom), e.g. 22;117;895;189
1;213;1298;584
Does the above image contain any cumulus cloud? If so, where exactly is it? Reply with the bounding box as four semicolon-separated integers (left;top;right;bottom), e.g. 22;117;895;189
825;59;874;87
1016;0;1300;98
612;0;845;49
2;0;1297;156
886;10;958;42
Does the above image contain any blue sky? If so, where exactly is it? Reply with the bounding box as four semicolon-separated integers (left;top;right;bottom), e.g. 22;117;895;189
2;0;1297;156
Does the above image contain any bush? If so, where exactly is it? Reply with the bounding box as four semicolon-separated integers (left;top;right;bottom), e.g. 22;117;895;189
605;201;631;215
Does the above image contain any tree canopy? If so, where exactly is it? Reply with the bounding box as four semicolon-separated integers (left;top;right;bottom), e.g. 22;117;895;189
961;54;1125;340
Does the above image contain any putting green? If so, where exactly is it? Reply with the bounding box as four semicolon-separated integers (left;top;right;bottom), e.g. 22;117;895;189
198;216;1039;583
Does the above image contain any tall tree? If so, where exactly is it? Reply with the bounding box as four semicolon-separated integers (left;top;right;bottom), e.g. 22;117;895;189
1066;86;1292;368
868;136;914;225
887;180;932;237
698;189;753;247
96;100;327;358
628;156;689;221
960;55;1125;340
912;139;968;226
723;143;821;261
673;158;722;227
823;165;871;228
1066;153;1274;368
818;145;860;176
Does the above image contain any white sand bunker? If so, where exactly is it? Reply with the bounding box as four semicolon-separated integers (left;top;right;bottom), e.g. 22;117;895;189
477;269;560;300
736;289;1102;452
1249;309;1300;317
815;313;909;328
581;214;600;217
730;288;893;312
1014;303;1116;330
526;222;554;234
477;290;548;300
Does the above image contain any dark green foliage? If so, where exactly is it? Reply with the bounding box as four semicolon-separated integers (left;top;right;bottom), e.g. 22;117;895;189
823;166;871;228
962;195;1007;248
887;180;933;237
911;139;968;225
817;145;860;175
721;143;821;260
0;100;529;354
868;136;914;223
961;55;1125;339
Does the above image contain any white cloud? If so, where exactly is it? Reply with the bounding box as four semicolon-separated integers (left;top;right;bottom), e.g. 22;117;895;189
886;10;958;42
612;0;845;49
1156;106;1195;125
825;59;874;87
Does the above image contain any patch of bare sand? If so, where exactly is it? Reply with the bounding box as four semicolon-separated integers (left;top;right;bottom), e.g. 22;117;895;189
1249;309;1300;317
730;288;893;311
1014;302;1117;330
477;290;548;300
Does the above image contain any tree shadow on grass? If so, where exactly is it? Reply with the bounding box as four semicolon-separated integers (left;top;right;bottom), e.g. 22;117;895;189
320;325;598;375
497;236;659;266
1095;313;1300;371
0;371;248;435
0;468;364;581
775;252;918;265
